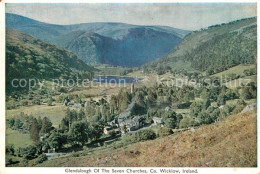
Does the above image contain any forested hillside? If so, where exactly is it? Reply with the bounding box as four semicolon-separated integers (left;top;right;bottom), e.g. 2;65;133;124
145;17;257;75
6;29;95;95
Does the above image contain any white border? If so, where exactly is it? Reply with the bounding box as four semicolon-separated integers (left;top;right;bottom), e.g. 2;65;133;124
0;0;259;174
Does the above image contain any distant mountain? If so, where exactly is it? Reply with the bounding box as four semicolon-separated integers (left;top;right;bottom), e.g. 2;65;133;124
145;17;257;75
6;28;95;94
6;13;190;67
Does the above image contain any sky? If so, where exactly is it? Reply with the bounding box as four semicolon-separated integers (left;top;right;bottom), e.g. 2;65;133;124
6;3;257;30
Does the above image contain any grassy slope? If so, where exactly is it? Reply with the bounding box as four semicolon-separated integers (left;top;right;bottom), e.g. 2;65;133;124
211;64;256;78
38;110;256;167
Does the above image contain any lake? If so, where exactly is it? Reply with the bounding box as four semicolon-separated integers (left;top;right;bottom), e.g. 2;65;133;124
93;76;142;84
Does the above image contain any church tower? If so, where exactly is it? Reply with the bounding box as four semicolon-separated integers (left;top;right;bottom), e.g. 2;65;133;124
131;83;134;94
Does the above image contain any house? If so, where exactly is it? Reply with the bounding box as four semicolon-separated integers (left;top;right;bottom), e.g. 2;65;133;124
72;103;82;108
218;105;224;109
119;115;146;132
103;125;120;134
40;133;49;142
153;117;164;125
165;106;170;112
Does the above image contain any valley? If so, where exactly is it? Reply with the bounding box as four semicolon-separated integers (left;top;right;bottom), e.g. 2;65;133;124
5;13;257;168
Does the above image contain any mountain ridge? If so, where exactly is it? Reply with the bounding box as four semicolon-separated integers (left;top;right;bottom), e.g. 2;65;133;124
6;13;190;67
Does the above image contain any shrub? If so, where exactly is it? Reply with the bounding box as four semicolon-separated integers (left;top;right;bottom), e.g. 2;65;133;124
6;145;15;155
20;100;28;106
132;129;157;142
6;157;15;166
71;151;80;157
32;98;41;105
47;100;53;106
19;145;38;160
34;154;47;164
158;127;173;137
179;117;196;128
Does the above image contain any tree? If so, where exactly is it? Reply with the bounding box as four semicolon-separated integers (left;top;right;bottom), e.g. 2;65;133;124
158;127;173;137
7;118;15;129
68;121;89;146
241;87;251;100
203;98;211;110
197;111;212;124
19;145;38;160
217;94;227;106
30;119;39;143
60;118;69;131
190;101;203;117
179;117;196;128
184;92;195;101
176;113;183;128
78;109;85;121
40;117;53;135
163;111;178;129
47;132;67;150
89;122;104;141
14;118;23;129
133;129;156;142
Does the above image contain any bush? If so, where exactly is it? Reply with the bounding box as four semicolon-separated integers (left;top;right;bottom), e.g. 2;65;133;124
6;157;15;166
6;145;15;155
132;129;157;142
71;151;80;157
32;98;41;105
34;154;47;165
47;100;53;106
20;100;29;106
18;145;38;160
158;127;173;137
179;117;196;128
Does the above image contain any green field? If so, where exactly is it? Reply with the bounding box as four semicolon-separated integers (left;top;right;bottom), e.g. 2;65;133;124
6;129;32;148
225;75;256;89
211;64;256;78
6;104;67;127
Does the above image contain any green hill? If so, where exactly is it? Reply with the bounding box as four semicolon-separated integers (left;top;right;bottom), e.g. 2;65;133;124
145;17;257;75
6;29;95;95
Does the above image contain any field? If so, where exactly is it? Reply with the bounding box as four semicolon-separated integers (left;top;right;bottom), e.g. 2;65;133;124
6;129;32;148
211;64;256;78
37;110;257;167
6;104;66;127
225;75;257;89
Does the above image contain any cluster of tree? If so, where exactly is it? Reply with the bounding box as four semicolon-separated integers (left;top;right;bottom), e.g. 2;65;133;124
6;143;48;165
7;114;54;143
179;83;256;128
243;68;257;76
58;108;105;147
240;82;257;100
116;129;157;148
179;101;236;128
147;109;183;129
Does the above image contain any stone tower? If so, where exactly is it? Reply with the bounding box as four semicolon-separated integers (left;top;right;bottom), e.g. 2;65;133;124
131;83;134;94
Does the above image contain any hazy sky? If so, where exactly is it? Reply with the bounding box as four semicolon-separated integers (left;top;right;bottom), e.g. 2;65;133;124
6;3;256;30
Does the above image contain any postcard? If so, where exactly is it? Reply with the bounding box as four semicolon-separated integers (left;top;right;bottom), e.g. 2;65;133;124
1;0;258;173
